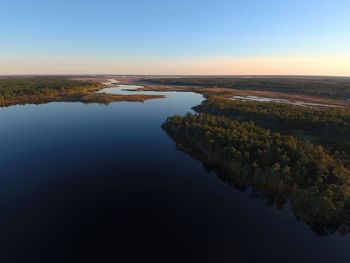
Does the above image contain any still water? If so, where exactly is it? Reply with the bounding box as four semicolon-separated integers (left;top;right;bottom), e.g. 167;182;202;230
0;86;349;262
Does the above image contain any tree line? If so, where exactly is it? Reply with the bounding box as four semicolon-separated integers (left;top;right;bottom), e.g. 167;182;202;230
163;111;350;235
0;77;99;99
195;97;350;165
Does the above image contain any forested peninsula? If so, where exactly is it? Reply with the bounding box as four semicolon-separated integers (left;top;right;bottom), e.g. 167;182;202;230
163;97;350;235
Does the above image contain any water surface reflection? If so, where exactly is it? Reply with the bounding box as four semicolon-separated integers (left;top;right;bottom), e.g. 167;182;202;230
0;86;349;262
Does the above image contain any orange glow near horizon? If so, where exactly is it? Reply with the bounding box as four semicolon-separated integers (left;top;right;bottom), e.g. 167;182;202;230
1;55;350;76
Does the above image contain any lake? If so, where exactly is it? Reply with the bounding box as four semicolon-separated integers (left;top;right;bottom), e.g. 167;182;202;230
0;85;349;263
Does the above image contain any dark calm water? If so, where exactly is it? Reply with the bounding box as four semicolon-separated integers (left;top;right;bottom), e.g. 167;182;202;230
0;87;349;263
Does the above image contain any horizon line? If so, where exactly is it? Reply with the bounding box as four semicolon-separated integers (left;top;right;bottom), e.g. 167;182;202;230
1;74;350;78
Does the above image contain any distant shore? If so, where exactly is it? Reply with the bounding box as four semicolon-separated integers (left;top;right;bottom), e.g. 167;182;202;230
0;76;164;107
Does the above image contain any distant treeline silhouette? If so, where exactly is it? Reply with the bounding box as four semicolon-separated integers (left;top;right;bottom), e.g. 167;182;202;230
0;77;162;106
144;77;350;99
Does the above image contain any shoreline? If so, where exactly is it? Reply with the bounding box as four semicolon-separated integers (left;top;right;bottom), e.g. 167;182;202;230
135;84;350;109
0;77;165;108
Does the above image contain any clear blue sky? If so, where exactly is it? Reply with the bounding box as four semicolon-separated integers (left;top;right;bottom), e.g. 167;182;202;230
1;0;349;75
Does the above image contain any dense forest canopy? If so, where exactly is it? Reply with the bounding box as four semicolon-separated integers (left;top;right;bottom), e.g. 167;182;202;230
163;92;350;235
196;97;350;138
194;97;350;165
143;77;350;99
163;113;350;235
0;77;99;98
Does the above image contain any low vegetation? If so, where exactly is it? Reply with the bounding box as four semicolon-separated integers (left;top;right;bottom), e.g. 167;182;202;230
0;76;163;106
144;77;350;99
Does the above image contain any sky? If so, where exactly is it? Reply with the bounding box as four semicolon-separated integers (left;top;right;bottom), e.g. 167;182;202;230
1;0;350;75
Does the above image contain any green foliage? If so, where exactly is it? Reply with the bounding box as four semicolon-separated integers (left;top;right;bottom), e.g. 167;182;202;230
0;77;129;106
195;97;350;168
163;113;350;235
164;113;347;187
0;76;164;107
0;77;98;99
196;97;350;138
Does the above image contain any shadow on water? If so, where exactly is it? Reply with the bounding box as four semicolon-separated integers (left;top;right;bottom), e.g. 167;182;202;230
165;133;350;237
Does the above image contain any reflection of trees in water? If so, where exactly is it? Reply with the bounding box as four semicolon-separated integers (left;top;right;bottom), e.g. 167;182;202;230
165;125;350;237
